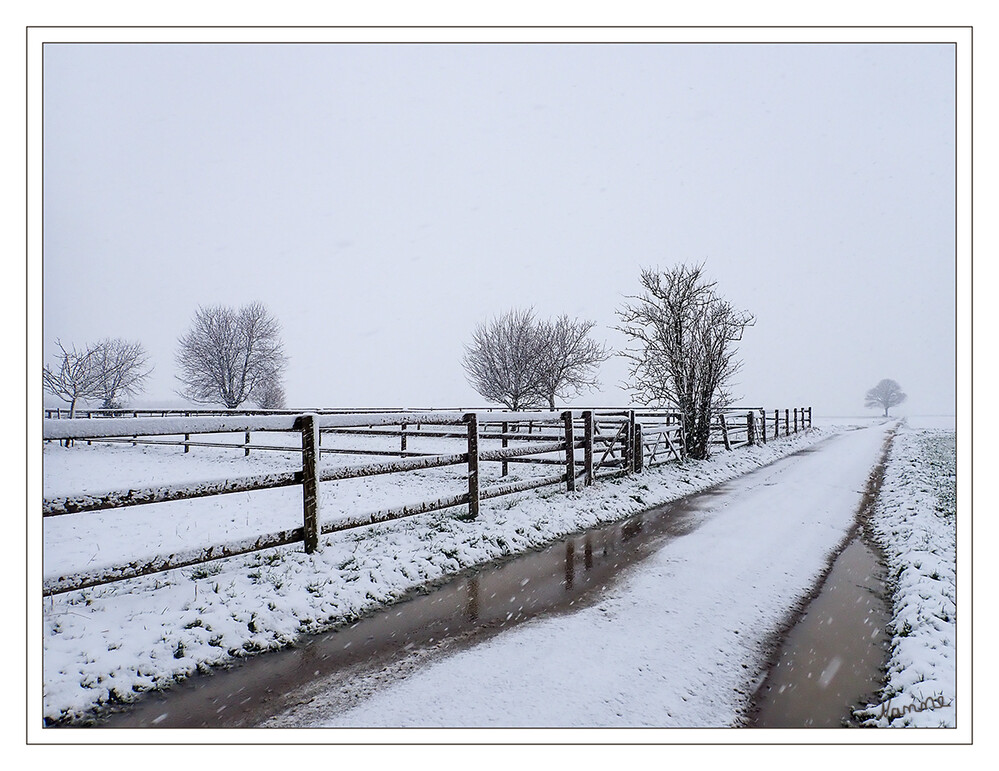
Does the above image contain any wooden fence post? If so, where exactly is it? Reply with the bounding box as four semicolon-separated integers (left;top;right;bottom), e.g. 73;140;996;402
785;409;790;437
562;411;576;492
793;408;798;433
747;410;756;446
719;413;732;451
400;423;407;456
245;431;251;457
628;410;636;473
184;433;190;453
466;413;480;519
299;414;320;554
583;410;594;486
621;414;631;473
634;422;644;473
501;421;509;477
808;407;813;428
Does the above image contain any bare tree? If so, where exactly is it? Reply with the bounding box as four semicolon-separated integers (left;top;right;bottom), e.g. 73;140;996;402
535;315;611;410
463;309;611;411
176;303;288;408
865;378;907;417
252;378;287;410
91;338;152;409
42;340;102;418
462;308;546;410
616;264;755;460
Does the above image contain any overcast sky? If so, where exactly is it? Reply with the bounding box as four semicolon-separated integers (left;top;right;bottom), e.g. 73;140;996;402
42;42;956;416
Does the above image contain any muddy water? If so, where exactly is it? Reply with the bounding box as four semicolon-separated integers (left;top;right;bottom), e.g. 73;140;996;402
749;534;891;727
97;488;721;728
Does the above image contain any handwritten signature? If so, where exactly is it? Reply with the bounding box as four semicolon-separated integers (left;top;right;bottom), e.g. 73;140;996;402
877;693;953;721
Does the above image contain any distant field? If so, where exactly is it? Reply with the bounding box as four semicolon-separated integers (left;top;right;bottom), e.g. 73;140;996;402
811;415;955;431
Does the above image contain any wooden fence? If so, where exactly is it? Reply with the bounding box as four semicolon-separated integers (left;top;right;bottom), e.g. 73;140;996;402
712;407;813;449
41;406;811;596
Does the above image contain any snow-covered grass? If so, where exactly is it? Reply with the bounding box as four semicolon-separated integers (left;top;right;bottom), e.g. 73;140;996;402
42;426;825;725
855;423;957;727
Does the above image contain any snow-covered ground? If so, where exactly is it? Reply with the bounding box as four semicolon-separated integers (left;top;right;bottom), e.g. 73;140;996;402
855;422;957;727
42;422;827;725
41;415;958;730
266;422;892;728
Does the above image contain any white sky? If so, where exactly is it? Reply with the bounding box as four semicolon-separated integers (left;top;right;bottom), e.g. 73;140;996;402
42;41;957;416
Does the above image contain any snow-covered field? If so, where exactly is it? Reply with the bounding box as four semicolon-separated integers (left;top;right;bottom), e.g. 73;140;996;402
812;414;955;432
42;422;826;725
43;426;562;578
856;423;957;727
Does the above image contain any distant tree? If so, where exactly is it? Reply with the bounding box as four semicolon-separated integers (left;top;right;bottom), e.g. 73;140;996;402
176;302;287;409
615;264;755;460
535;315;612;410
865;378;907;417
42;340;102;418
91;338;152;409
462;308;546;410
252;378;287;410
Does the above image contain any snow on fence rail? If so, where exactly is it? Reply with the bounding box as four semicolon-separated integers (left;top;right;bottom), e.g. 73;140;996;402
41;406;811;596
42;405;537;420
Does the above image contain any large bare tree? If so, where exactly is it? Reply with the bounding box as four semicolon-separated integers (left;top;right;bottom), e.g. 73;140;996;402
91;338;152;409
462;308;546;410
462;309;611;411
535;315;611;410
865;378;907;417
176;303;287;408
616;264;755;460
42;340;102;418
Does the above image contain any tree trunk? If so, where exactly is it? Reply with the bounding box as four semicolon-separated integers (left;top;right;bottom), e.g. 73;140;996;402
682;405;711;460
65;398;78;446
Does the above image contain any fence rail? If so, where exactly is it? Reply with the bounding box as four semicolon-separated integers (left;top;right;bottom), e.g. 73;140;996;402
42;405;811;596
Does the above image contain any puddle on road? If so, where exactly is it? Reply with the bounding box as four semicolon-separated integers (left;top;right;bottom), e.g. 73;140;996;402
97;486;723;728
748;534;891;727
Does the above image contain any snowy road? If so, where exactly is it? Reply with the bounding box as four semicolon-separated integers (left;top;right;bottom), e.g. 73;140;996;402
264;422;891;728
